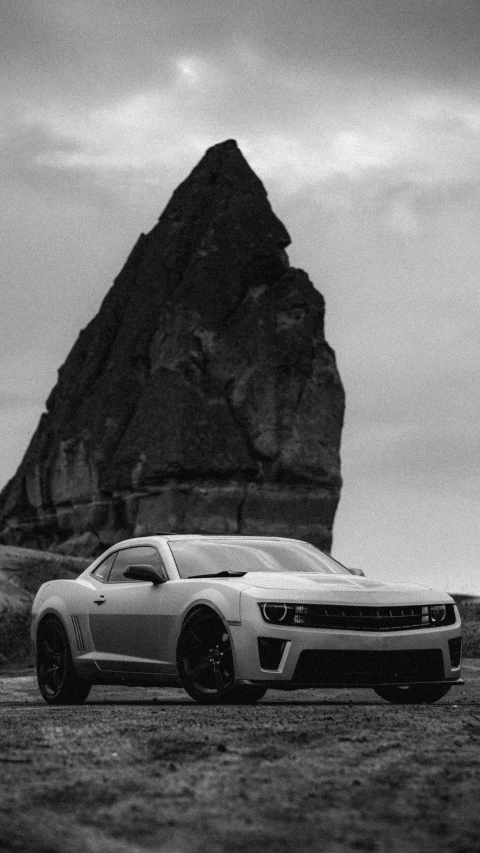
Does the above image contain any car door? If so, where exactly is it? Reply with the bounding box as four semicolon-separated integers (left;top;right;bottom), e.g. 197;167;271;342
87;545;171;673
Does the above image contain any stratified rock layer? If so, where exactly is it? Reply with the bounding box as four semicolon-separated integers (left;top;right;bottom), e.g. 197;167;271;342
0;140;345;556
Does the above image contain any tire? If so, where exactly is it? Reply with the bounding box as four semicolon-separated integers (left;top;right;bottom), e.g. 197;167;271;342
36;617;91;705
176;609;266;705
374;684;452;704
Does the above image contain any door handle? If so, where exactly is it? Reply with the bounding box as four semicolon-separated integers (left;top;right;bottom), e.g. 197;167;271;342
93;595;106;605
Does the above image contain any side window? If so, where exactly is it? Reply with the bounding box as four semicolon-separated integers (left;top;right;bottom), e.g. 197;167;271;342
107;546;167;584
91;552;117;583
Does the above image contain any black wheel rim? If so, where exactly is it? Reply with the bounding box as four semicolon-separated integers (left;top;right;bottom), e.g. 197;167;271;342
38;626;67;698
180;614;234;696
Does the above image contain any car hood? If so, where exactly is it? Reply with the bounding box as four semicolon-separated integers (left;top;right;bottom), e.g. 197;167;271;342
239;573;452;606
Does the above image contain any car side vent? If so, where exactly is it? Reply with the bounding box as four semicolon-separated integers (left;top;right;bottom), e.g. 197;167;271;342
71;615;86;652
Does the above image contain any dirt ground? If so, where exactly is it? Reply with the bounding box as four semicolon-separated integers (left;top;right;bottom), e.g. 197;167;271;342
1;664;480;853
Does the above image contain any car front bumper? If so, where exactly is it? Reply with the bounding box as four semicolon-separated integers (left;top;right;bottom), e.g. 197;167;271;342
230;599;463;689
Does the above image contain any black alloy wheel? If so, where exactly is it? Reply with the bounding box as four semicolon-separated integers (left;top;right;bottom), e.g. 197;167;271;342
374;683;452;704
36;618;91;705
176;609;266;705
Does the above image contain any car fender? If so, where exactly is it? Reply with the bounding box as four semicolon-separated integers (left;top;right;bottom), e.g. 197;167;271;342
31;597;75;659
179;585;241;626
31;579;91;661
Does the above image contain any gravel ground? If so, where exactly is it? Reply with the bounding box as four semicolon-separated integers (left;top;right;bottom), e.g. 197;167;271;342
1;663;480;853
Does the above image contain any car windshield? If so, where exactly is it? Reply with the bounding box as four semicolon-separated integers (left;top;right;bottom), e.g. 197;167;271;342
168;539;351;579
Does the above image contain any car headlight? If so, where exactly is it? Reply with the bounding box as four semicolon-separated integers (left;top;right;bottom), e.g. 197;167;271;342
421;604;448;625
260;603;292;624
429;604;447;624
260;603;311;625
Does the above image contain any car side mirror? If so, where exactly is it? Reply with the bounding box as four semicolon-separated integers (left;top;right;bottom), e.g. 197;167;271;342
123;564;166;585
348;567;365;577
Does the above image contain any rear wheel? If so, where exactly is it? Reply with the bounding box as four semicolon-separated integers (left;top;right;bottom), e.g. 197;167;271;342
374;684;452;704
176;609;266;705
37;618;91;705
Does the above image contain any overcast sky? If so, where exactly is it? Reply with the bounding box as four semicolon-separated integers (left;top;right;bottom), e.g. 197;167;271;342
1;0;479;593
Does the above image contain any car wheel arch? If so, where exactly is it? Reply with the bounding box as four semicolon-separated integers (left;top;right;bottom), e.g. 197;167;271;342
35;610;76;658
37;610;67;636
181;602;226;629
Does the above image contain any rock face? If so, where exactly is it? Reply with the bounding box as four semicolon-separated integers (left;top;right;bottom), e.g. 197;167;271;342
0;140;345;556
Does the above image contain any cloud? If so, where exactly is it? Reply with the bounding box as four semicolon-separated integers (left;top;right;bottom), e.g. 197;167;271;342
1;0;479;592
4;1;480;109
3;0;480;216
343;416;480;496
5;33;480;215
0;0;177;101
0;351;59;401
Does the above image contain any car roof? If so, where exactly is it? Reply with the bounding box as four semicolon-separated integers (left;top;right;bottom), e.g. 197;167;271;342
112;534;304;546
164;535;296;541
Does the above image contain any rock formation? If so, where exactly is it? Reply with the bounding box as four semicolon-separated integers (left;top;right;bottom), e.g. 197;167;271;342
0;140;345;556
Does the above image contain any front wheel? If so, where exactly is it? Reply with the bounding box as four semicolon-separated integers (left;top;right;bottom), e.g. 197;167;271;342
176;609;266;705
37;618;91;705
374;684;452;704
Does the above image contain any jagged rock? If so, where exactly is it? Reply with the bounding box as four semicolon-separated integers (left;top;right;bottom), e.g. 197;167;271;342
0;140;345;556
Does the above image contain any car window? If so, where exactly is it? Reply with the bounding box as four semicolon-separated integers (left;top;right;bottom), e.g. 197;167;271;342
168;540;351;579
91;552;117;583
107;546;167;584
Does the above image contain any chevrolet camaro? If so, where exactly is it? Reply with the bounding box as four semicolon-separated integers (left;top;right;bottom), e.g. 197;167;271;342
31;535;463;705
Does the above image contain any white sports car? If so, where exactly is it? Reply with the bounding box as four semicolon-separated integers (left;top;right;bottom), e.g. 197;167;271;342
31;535;463;705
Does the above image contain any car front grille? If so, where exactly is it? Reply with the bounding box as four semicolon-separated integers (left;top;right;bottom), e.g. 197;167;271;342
292;649;445;685
297;604;455;631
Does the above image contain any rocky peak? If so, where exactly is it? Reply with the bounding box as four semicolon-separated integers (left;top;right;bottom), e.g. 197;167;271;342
0;140;345;556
